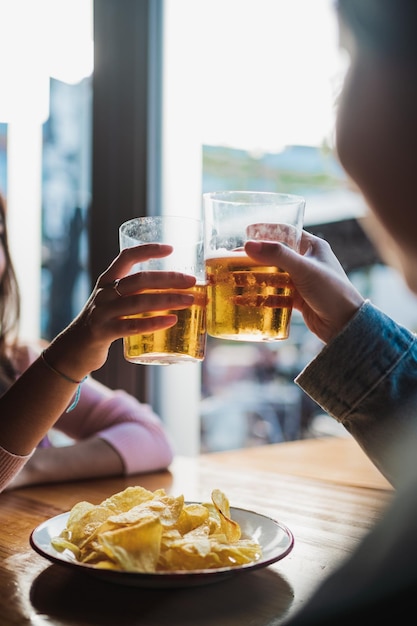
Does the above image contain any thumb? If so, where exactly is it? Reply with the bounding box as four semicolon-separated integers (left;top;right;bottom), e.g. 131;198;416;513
245;240;304;276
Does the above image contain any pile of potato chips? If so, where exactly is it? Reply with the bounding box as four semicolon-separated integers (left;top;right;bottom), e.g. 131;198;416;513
51;486;262;572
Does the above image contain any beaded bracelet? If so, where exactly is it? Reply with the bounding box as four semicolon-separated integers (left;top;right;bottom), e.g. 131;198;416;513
41;350;87;412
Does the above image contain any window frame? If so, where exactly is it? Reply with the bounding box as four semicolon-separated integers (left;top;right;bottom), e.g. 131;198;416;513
91;0;163;403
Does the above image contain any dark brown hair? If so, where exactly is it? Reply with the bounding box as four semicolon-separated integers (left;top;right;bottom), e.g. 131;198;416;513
0;193;21;388
337;0;417;61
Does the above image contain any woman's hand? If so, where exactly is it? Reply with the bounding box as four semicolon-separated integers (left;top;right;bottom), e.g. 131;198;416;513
245;231;365;344
47;243;197;378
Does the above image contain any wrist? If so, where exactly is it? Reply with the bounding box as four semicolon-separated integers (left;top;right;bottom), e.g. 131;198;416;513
41;350;85;385
40;349;88;413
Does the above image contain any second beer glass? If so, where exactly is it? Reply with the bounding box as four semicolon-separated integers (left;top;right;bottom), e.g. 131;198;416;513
203;191;305;342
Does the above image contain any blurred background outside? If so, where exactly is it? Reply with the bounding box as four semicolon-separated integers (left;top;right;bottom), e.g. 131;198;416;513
1;0;417;454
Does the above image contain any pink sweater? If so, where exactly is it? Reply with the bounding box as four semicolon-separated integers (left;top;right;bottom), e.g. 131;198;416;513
0;350;174;491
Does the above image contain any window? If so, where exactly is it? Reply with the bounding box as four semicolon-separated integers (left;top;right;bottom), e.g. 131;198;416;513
162;0;417;453
0;0;93;341
161;0;352;453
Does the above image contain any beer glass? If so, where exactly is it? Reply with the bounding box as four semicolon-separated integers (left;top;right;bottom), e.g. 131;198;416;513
203;191;305;342
119;216;207;365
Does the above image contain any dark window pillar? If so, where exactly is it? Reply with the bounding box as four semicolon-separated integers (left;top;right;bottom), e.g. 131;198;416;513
91;0;162;400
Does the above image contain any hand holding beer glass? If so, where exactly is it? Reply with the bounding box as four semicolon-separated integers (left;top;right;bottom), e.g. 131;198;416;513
119;216;207;365
203;191;305;342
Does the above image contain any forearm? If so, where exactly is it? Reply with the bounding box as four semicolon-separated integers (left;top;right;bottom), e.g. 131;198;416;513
296;301;417;485
6;438;124;489
55;383;174;474
0;356;86;456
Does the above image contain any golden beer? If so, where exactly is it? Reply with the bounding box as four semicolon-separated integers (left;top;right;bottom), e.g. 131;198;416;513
205;254;294;341
124;284;207;364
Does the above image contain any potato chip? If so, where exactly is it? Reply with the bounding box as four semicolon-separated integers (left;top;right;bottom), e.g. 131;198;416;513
211;488;241;542
99;517;163;572
51;487;262;573
100;486;164;513
50;536;81;559
174;503;210;535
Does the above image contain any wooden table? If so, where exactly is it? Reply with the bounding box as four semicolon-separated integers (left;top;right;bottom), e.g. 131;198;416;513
0;436;393;626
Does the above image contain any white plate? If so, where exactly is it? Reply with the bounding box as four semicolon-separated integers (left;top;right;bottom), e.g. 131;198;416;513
30;506;294;588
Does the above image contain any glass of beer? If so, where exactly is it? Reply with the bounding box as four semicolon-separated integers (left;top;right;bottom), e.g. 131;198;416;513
203;191;305;342
119;216;207;365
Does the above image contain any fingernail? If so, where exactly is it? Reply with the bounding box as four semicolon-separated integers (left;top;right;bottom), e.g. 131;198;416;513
246;241;263;251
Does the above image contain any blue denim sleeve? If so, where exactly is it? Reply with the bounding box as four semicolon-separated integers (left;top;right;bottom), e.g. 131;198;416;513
295;300;417;485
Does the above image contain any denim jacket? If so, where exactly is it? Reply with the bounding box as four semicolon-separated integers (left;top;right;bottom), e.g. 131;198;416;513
295;300;417;487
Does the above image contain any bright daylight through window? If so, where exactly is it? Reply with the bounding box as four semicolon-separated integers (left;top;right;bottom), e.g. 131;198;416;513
162;0;417;454
0;0;93;341
162;0;361;454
